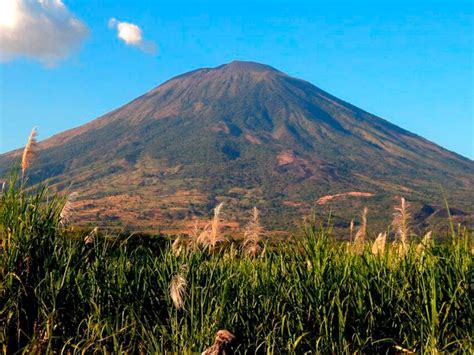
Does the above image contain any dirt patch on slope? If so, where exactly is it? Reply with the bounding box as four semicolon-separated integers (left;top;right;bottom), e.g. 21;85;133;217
317;192;375;205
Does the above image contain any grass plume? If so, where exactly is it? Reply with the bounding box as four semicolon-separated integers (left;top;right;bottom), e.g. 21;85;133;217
416;231;432;255
353;207;368;253
59;192;79;227
209;202;225;248
196;224;211;246
195;203;225;249
371;232;386;255
242;207;263;257
21;127;38;181
169;271;187;310
84;227;98;245
171;236;183;256
392;197;410;256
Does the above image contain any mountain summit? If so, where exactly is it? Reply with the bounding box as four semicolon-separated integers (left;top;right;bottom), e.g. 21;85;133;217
1;61;473;231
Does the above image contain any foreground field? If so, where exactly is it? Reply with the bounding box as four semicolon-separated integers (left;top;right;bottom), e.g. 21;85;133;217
0;174;473;354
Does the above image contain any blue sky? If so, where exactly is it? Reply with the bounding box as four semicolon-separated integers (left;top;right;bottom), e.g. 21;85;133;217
1;0;473;158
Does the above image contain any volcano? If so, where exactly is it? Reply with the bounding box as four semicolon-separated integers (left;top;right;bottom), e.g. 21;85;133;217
1;61;473;232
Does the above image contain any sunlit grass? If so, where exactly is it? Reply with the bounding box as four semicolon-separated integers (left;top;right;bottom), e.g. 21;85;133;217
1;171;472;353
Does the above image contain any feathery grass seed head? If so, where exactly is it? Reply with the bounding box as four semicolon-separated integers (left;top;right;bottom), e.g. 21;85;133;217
353;207;368;253
60;192;79;227
392;197;411;257
242;207;263;257
21;127;38;179
84;227;98;245
393;197;410;244
169;273;187;310
205;202;225;249
172;236;183;256
372;232;387;255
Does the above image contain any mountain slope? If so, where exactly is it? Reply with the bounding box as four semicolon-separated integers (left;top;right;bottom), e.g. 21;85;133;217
1;61;473;232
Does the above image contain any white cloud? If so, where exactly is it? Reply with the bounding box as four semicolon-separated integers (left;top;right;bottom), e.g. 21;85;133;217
109;18;157;54
0;0;88;66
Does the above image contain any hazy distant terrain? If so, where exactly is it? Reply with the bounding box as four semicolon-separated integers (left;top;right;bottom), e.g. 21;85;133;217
1;61;473;232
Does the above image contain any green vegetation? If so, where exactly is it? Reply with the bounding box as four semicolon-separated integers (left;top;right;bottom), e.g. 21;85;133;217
1;172;472;354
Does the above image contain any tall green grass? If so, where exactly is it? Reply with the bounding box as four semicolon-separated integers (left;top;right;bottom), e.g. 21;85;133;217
1;173;472;353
